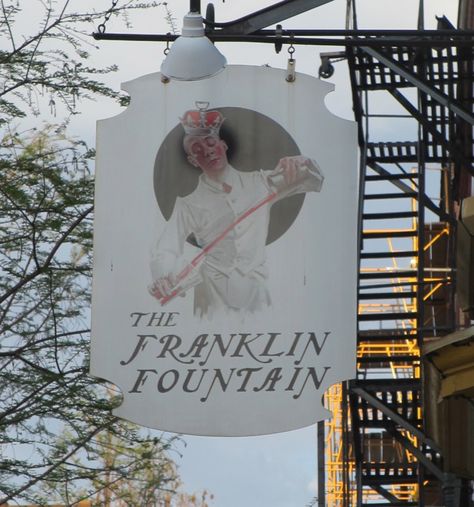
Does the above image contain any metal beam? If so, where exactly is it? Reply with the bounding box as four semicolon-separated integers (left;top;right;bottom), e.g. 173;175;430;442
92;29;474;47
351;387;441;453
370;484;403;504
317;421;325;507
206;0;334;34
361;46;474;126
389;88;452;154
348;393;363;462
386;424;444;481
390;85;474;178
368;161;449;220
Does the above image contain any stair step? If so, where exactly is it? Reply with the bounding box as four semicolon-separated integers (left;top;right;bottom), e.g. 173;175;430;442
355;416;423;428
365;173;419;181
355;417;423;430
362;503;418;507
362;229;417;239
358;312;417;321
360;270;417;280
363;505;417;507
358;331;418;343
364;192;418;200
359;291;417;300
360;251;417;259
357;355;420;364
351;378;421;391
360;284;416;292
361;473;419;485
352;400;422;425
358;337;417;344
366;142;418;163
356;420;423;430
363;211;418;220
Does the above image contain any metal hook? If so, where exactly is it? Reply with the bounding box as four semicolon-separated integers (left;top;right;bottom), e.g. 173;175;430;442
287;34;296;61
286;34;296;82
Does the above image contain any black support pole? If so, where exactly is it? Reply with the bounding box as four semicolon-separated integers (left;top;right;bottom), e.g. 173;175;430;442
190;0;201;13
317;421;325;507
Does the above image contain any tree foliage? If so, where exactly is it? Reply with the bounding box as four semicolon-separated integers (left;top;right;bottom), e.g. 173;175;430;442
0;1;209;505
0;0;158;120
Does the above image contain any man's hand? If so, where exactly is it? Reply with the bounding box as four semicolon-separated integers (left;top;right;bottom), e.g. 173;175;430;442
275;156;303;185
148;275;177;300
269;155;324;190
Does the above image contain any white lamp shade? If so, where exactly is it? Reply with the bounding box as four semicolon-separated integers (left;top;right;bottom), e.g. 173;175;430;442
160;12;226;81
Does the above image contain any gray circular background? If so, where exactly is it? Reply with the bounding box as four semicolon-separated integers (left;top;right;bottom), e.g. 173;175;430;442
154;107;304;245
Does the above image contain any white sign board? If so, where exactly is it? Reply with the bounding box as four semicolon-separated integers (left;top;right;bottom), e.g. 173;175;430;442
91;65;358;436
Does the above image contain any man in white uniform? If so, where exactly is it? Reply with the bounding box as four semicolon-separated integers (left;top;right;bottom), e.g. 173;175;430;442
149;104;324;317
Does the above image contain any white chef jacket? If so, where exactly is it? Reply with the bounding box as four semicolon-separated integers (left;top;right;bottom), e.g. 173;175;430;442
151;164;321;317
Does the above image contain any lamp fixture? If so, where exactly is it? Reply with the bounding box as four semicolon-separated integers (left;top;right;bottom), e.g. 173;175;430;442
160;2;226;81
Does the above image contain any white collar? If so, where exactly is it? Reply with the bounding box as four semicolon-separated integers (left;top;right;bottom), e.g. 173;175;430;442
201;165;239;192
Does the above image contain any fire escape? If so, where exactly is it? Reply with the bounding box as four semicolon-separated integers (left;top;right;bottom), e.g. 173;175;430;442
321;1;474;506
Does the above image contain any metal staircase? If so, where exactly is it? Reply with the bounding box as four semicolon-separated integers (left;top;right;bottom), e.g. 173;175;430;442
352;149;426;505
322;3;474;503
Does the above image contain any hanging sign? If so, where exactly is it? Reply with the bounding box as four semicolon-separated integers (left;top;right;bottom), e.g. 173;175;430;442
91;65;358;436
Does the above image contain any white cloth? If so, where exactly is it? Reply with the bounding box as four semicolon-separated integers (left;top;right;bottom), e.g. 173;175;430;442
151;164;321;317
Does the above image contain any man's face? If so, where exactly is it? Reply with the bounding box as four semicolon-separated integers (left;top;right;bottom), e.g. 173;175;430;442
184;135;228;174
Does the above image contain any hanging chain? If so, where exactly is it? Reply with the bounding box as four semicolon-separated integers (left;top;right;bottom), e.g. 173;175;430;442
98;0;119;34
286;34;296;82
287;36;296;62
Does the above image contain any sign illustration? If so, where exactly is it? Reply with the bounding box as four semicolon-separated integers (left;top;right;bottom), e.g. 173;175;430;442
149;103;324;317
91;65;358;436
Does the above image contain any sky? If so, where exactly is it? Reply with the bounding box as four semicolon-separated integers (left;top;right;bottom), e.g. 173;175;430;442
22;1;459;506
